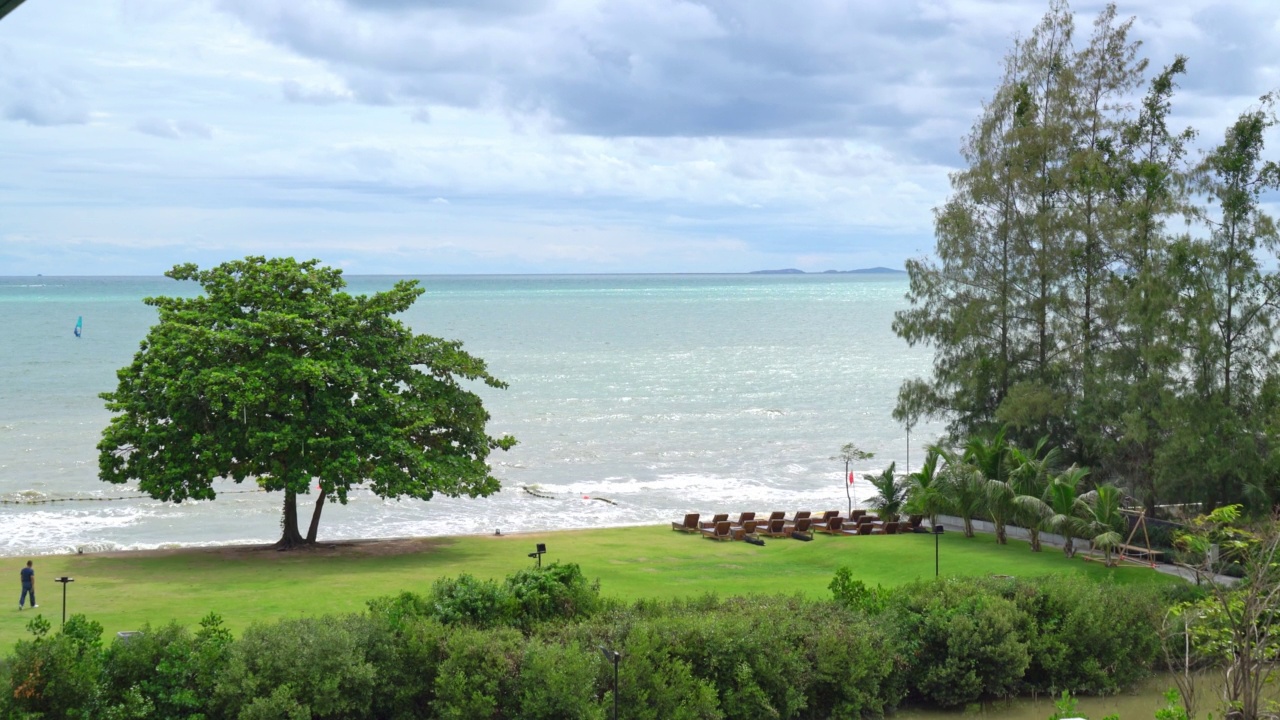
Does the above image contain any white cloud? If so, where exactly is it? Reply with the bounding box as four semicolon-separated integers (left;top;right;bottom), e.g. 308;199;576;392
0;0;1277;275
134;117;214;139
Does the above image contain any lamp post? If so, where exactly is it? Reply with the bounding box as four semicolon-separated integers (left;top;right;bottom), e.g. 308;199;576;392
932;526;943;577
600;646;620;720
527;543;547;568
53;577;74;627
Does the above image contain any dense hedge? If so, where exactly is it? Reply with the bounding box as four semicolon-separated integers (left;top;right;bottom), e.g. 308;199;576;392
0;562;1188;719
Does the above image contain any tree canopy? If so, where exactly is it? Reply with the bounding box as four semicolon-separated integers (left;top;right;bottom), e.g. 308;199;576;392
98;256;516;548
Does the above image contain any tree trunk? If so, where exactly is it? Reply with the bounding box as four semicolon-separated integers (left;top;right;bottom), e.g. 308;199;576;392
963;517;974;538
306;491;326;543
1029;528;1041;552
1063;537;1075;558
276;490;307;549
996;521;1007;545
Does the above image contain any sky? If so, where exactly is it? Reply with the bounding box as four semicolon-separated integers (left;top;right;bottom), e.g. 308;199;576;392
1;0;1278;276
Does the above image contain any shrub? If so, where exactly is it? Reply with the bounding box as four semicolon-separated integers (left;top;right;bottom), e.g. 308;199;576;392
404;562;603;631
892;579;1030;706
506;562;601;627
613;624;722;720
429;573;513;628
95;613;232;718
3;614;105;720
517;639;604;720
805;602;909;717
1009;576;1162;694
98;621;201;718
214;614;379;719
364;602;451;720
648;601;808;719
433;626;523;719
829;567;890;614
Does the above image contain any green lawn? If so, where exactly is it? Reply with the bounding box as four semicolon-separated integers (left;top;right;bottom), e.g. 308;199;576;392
2;525;1180;649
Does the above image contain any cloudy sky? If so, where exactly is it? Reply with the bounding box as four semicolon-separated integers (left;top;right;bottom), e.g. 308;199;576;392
1;0;1278;275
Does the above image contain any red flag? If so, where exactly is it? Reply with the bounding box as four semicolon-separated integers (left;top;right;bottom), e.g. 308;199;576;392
847;471;854;485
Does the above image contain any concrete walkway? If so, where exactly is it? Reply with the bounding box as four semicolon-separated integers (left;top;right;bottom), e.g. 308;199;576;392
932;515;1239;586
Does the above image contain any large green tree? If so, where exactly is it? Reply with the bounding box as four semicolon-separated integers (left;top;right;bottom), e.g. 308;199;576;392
894;2;1145;452
98;257;517;548
1167;96;1280;510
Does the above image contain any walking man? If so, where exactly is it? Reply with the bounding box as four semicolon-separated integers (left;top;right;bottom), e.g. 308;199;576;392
19;560;35;610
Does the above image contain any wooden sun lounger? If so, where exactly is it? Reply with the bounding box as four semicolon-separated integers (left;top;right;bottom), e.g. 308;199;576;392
871;521;899;535
671;513;700;533
701;520;733;541
758;519;790;538
788;517;813;539
788;517;812;532
731;520;758;541
811;510;839;528
758;511;785;525
813;516;844;535
842;520;876;536
699;513;729;530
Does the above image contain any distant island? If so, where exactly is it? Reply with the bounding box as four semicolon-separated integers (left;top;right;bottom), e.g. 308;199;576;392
750;267;906;275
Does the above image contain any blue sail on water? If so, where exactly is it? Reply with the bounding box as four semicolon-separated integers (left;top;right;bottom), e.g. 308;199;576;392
74;316;82;338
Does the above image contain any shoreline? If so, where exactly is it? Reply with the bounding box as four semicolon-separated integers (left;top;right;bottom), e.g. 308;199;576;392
27;522;665;561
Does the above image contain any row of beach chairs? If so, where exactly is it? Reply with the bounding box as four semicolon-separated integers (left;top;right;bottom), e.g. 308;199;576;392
671;510;925;541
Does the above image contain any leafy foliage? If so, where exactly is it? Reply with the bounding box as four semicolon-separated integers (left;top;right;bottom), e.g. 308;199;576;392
98;256;516;546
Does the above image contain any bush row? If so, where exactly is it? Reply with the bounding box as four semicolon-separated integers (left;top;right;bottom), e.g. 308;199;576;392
0;565;1190;719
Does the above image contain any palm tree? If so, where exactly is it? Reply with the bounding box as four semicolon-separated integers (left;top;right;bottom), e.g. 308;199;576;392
938;450;986;538
1080;483;1126;566
866;462;907;523
904;445;947;530
964;428;1013;544
1026;464;1090;558
1008;437;1062;552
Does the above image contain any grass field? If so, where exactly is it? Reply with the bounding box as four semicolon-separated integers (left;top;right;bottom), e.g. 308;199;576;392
1;525;1181;650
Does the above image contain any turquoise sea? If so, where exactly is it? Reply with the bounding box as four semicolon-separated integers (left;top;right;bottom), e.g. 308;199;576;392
0;274;941;555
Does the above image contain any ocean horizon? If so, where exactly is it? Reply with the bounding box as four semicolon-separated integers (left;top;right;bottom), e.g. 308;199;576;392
0;273;941;556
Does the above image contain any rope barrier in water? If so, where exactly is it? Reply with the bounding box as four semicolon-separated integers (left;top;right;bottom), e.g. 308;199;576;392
521;486;616;505
0;489;267;505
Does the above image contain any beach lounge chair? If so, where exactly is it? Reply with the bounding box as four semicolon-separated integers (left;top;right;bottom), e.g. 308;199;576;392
701;520;733;541
903;515;924;532
699;513;729;530
811;510;839;528
732;520;758;541
845;520;874;536
758;519;789;538
814;516;844;535
789;517;813;540
671;513;700;533
871;521;899;535
783;510;811;530
758;511;785;525
731;511;756;527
